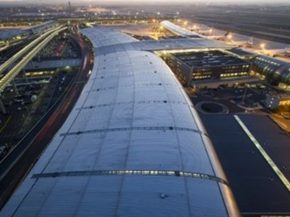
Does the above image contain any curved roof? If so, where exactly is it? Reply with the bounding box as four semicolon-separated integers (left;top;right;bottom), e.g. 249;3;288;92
254;55;290;84
83;27;138;48
1;27;239;217
83;27;229;56
161;20;203;38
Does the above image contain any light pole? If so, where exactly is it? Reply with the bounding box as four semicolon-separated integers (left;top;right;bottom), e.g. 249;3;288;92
260;43;266;51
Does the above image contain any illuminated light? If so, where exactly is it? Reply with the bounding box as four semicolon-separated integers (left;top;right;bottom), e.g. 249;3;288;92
31;169;228;185
64;65;71;71
227;33;233;40
234;115;290;192
260;43;266;50
183;21;188;26
192;25;197;30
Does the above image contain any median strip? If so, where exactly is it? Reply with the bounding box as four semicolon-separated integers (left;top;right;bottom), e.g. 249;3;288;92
234;115;290;192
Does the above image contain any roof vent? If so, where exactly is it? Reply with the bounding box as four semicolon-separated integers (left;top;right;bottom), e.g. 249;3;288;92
160;193;168;199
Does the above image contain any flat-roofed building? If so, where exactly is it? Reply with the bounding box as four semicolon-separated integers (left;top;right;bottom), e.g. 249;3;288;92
161;50;251;86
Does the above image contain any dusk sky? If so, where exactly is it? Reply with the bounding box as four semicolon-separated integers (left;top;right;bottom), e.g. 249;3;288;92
1;0;290;3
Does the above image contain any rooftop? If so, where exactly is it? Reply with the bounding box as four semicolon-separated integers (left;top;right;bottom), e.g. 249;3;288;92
0;29;23;41
161;20;202;38
227;48;256;58
1;27;238;217
173;50;249;68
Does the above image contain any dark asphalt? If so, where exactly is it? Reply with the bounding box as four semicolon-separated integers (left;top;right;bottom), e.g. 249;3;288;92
239;114;290;180
200;114;290;216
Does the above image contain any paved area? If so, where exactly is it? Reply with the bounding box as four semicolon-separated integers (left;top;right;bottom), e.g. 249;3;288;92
200;114;290;215
239;114;290;181
271;114;290;133
191;85;269;114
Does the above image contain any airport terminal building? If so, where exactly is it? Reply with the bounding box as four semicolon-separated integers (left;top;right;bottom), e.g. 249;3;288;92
3;16;290;217
1;27;240;217
253;55;290;88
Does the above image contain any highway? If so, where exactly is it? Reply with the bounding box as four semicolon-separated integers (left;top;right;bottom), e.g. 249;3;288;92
0;25;63;76
0;26;67;92
0;45;9;52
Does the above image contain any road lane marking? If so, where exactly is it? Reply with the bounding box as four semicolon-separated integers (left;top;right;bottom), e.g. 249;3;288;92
234;115;290;192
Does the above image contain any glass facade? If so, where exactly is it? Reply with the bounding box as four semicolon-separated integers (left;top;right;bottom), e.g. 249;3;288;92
253;55;290;85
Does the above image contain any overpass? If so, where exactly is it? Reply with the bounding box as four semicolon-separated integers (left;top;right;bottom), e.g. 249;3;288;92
0;25;63;77
0;26;67;92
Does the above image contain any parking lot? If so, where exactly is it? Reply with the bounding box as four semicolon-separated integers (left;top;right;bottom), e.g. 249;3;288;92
0;69;76;160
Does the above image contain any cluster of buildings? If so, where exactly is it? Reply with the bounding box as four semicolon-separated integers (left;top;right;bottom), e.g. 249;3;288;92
156;21;290;111
160;46;290;110
1;19;290;217
159;20;290;86
161;48;290;89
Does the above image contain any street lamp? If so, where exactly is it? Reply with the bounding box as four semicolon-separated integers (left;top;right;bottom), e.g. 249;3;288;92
209;28;213;35
260;43;266;50
227;33;233;41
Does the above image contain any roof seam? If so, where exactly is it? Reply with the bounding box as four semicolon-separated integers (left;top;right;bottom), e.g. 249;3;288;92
75;100;187;110
31;169;229;186
59;126;208;137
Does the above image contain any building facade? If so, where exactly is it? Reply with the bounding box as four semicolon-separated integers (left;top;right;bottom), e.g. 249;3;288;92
161;50;251;86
